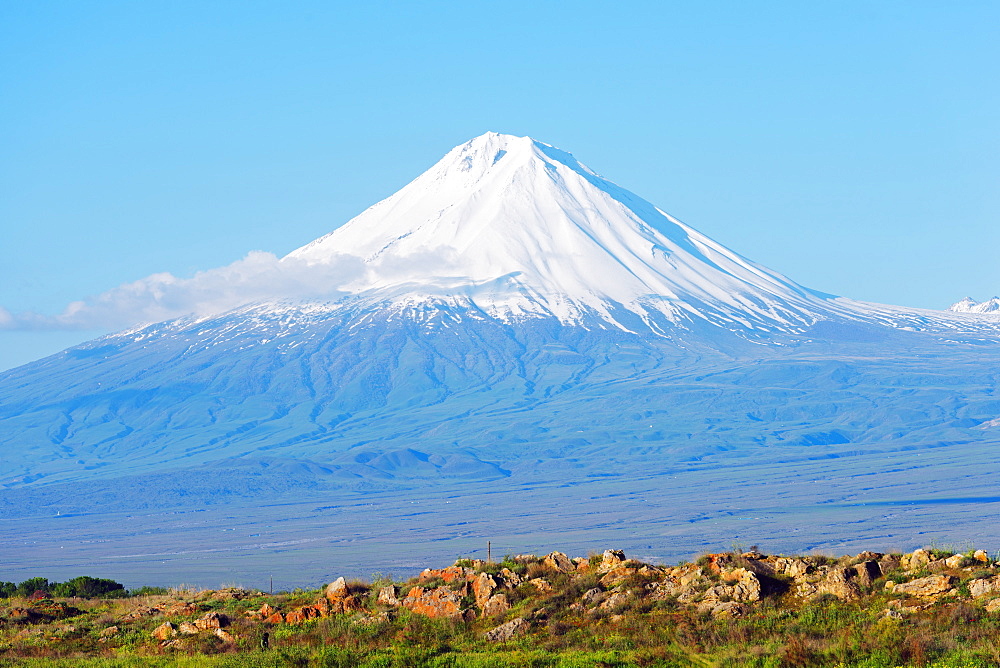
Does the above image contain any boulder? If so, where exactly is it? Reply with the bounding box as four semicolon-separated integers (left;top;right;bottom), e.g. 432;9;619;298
599;567;638;587
818;567;862;601
646;577;684;601
968;576;1000;598
852;561;882;587
889;574;956;597
326;578;364;613
402;586;464;620
705;568;763;603
902;549;932;571
484;617;530;642
499;568;522;588
122;605;160;622
483;593;510;617
775;557;811;579
986;599;1000;613
599;550;626;571
259;603;277;618
702;601;748;618
377;586;401;606
213;628;235;643
598;591;630;611
99;626;119;638
581;587;606;606
194;611;229;630
178;621;200;635
527;578;553;593
325;577;349;600
164;601;198;616
419;566;472;584
263;612;284;624
472;573;498;609
945;554;967;569
543;551;574;573
974;550;990;563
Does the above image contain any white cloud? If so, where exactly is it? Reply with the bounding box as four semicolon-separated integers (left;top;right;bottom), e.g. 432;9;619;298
0;251;368;331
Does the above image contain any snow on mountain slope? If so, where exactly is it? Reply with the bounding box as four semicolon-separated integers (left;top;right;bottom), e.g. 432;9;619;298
279;132;995;339
286;132;830;333
950;296;1000;314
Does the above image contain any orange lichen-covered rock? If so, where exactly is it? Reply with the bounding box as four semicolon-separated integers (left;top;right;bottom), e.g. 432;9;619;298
325;577;364;614
151;622;176;640
472;572;498;609
419;566;472;584
402;586;464;620
263;612;284;624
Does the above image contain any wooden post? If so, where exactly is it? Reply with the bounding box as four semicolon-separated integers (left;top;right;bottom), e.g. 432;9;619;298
270;575;273;594
488;541;492;563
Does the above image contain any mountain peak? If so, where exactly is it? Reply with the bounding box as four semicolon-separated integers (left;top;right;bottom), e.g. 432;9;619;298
950;296;1000;314
285;134;829;332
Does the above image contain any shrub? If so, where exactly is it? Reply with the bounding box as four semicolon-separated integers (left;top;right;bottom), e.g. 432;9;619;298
52;576;126;599
129;585;169;596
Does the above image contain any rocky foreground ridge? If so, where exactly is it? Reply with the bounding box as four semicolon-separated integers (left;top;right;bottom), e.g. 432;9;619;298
5;546;1000;657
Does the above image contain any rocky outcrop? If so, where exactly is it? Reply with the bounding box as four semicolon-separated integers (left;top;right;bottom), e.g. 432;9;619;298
471;573;498;609
482;593;510;617
887;575;956;597
152;622;176;640
419;566;473;584
485;618;530;642
817;567;863;601
969;576;1000;598
194;611;229;630
402;586;465;620
377;586;401;606
543;552;574;573
325;577;363;614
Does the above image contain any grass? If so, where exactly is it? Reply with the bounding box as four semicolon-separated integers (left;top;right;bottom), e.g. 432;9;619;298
5;548;1000;666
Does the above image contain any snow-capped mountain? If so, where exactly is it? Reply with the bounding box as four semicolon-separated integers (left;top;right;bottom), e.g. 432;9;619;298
285;132;829;334
2;133;1000;585
949;296;1000;314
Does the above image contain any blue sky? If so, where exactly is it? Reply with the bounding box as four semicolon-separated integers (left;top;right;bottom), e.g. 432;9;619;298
2;1;998;370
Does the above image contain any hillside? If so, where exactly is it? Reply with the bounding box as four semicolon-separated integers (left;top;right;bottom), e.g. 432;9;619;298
4;546;1000;666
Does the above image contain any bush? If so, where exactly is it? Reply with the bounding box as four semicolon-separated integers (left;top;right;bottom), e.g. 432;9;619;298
129;585;169;596
52;576;126;599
